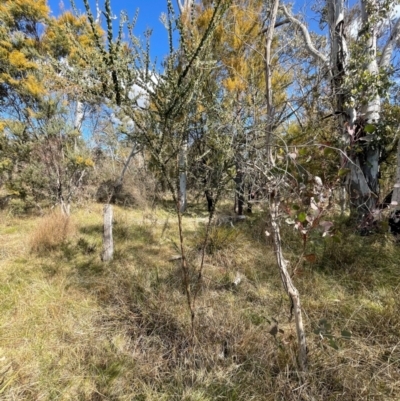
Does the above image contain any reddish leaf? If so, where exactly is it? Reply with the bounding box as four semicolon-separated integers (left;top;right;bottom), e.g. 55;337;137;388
304;254;317;263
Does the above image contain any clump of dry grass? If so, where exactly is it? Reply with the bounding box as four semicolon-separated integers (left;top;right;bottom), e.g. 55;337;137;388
29;211;75;253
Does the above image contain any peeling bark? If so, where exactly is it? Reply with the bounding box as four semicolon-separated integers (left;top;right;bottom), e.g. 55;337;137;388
346;0;380;215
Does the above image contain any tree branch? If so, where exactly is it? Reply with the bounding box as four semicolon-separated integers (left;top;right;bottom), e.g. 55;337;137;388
280;5;328;65
379;18;400;69
262;18;290;33
176;0;184;14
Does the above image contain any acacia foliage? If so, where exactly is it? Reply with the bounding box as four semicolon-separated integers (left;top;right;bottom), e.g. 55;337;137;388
0;0;98;211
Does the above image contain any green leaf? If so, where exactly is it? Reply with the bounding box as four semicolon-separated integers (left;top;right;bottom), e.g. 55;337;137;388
298;212;307;223
341;330;352;340
323;147;335;156
364;124;376;133
328;339;339;350
291;204;300;211
338;168;350;177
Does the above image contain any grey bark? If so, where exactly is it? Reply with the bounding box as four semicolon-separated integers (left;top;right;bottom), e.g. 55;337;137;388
280;5;328;65
234;168;245;216
264;0;280;166
270;198;307;370
74;101;84;152
380;18;400;69
179;137;188;213
346;0;380;215
266;2;307;370
102;204;113;262
391;138;400;207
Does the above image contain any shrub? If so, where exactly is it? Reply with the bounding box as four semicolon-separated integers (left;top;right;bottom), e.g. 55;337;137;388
30;211;75;253
196;224;242;255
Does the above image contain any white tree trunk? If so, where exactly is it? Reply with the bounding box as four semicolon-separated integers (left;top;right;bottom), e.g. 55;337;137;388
345;0;381;215
60;198;71;217
264;0;280;166
327;0;357;131
102;204;113;262
392;139;400;207
74;101;84;152
380;18;400;69
360;0;380;123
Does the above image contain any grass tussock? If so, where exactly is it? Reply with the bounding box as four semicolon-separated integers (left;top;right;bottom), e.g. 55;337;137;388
0;204;399;400
29;211;75;253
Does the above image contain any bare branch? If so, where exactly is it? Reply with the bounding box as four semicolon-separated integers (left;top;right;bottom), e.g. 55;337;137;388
379;18;400;69
280;5;328;65
261;18;290;33
176;0;194;15
176;0;184;14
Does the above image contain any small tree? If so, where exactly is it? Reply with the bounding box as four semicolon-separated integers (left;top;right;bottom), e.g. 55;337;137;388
67;0;231;325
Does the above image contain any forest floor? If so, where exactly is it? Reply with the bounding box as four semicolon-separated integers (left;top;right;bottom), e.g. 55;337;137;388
0;201;399;400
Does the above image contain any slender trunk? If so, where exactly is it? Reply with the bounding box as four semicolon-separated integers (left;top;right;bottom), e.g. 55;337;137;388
205;190;214;213
235;169;245;216
74;101;84;152
270;198;307;370
176;206;195;333
179;137;188;213
247;188;253;213
392;138;400;207
264;0;280;166
266;3;306;368
102;204;113;262
60;198;70;217
118;144;137;185
339;184;346;216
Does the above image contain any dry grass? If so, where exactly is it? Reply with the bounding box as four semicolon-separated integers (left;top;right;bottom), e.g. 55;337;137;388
29;211;75;253
0;204;399;400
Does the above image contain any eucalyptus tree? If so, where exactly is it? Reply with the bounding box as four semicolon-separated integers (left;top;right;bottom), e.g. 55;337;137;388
281;0;400;222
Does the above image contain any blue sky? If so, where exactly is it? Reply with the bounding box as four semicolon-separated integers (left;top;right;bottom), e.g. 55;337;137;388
47;0;173;63
45;1;328;58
